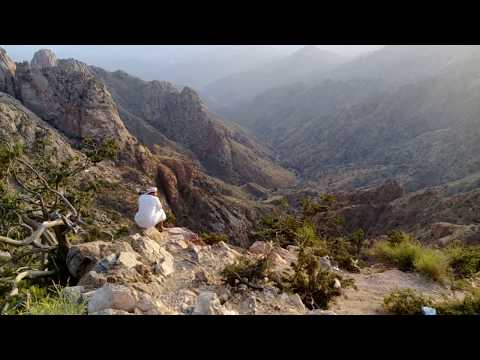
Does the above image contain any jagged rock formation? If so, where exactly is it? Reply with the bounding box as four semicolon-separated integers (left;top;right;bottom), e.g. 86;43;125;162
0;48;280;246
91;67;295;189
31;49;58;68
14;52;134;145
0;47;16;96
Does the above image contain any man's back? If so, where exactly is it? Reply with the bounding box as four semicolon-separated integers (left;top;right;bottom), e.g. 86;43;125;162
135;194;162;229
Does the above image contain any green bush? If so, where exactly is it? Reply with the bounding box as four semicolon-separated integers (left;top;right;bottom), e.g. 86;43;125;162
373;237;422;271
383;289;433;315
435;289;480;315
201;232;229;246
373;233;451;282
222;255;272;288
327;237;360;273
384;288;480;315
413;248;450;282
278;230;355;310
446;245;480;279
6;284;86;315
114;226;130;239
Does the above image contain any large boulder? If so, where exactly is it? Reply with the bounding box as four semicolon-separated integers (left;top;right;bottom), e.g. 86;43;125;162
192;292;233;315
122;233;175;277
87;284;137;314
67;241;135;279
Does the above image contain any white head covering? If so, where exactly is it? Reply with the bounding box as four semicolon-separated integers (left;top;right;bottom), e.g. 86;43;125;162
144;186;158;195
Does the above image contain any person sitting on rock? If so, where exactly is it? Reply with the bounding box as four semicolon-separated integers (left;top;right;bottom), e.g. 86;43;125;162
134;186;166;232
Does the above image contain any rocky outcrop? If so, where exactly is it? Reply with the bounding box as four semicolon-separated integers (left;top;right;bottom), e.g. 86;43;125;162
65;227;322;315
92;66;295;189
0;47;16;96
14;55;135;145
31;49;58;68
337;180;404;205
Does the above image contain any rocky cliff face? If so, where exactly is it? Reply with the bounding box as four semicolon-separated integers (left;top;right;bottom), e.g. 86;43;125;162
92;67;295;189
0;48;276;246
31;48;58;68
0;47;16;96
14;51;134;145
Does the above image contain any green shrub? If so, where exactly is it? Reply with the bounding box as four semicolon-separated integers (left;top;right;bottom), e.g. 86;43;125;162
436;289;480;315
278;233;355;310
114;226;130;239
7;284;86;315
373;237;422;271
384;288;480;315
222;255;272;288
413;248;450;282
383;289;433;315
327;237;360;273
201;232;229;246
350;228;366;256
446;245;480;279
373;233;450;282
386;231;414;246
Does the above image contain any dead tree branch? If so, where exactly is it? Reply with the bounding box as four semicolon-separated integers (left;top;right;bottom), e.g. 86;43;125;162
0;219;65;247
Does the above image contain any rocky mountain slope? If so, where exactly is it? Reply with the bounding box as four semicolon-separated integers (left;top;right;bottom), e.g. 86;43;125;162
64;227;462;315
91;67;295;189
0;47;290;246
225;45;480;192
203;46;346;110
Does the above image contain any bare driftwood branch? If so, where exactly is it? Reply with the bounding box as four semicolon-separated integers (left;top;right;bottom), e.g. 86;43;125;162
22;216;58;246
0;219;65;247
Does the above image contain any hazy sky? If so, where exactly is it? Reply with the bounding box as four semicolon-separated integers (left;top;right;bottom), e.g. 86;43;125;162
2;45;384;63
0;45;385;87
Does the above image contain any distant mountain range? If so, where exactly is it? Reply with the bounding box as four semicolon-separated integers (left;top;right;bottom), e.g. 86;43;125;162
222;45;480;192
202;46;348;109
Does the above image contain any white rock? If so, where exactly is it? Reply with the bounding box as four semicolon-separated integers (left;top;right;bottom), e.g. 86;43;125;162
117;251;141;269
193;292;224;315
87;284;137;314
134;292;176;315
220;309;239;315
289;294;306;312
154;248;175;277
128;235;175;273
